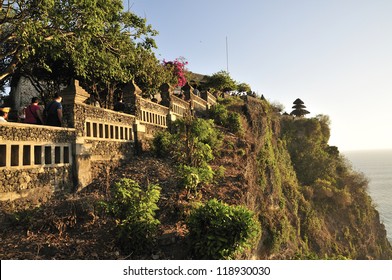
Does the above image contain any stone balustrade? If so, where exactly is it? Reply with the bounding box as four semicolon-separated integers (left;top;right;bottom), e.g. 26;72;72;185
1;79;218;204
0;122;75;201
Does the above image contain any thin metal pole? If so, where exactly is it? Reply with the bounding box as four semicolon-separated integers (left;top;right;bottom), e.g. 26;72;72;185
226;36;229;73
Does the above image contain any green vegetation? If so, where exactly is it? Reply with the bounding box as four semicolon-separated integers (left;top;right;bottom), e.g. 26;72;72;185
0;0;171;105
151;95;392;259
152;130;172;158
201;71;252;95
209;101;243;134
240;97;392;259
280;115;337;186
1;93;391;260
101;179;161;255
187;199;261;259
153;117;221;193
204;71;237;93
279;113;392;259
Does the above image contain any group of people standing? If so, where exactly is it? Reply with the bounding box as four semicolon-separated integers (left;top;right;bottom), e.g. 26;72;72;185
0;94;63;127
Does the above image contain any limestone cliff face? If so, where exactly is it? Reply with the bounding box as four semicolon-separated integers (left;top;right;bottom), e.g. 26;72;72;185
232;96;392;259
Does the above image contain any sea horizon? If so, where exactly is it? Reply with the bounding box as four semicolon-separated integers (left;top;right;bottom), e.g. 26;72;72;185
344;149;392;243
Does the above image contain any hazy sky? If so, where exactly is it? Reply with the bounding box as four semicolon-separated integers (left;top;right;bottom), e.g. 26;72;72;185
125;0;392;151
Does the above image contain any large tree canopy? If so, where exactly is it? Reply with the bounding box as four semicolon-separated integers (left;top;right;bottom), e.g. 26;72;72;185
0;0;169;106
205;71;237;93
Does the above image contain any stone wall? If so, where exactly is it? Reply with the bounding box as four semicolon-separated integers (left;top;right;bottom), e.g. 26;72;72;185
71;103;135;138
65;99;136;189
0;122;76;142
0;122;75;202
0;166;72;202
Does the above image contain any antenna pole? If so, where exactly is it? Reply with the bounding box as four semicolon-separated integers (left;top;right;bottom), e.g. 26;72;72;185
226;36;229;73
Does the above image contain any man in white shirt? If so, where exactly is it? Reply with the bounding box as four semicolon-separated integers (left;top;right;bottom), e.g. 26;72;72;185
0;108;9;122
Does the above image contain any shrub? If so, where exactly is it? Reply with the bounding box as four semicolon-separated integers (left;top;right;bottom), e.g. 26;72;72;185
178;164;214;196
152;130;172;158
172;117;221;167
227;112;243;134
209;103;228;125
187;199;261;259
334;188;352;208
215;165;226;180
103;179;161;255
209;103;243;134
154;117;220;195
178;164;200;197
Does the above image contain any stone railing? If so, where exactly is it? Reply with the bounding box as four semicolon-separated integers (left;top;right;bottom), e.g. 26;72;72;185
171;95;190;117
137;96;169;128
0;122;75;168
181;82;210;113
191;93;208;112
0;122;75;201
64;102;137;188
1;79;219;203
67;103;136;138
84;119;133;141
201;91;217;109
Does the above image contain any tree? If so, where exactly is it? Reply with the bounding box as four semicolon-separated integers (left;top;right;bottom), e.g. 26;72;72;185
205;70;237;93
1;0;164;106
130;49;172;98
153;116;221;190
171;116;221;168
237;82;251;94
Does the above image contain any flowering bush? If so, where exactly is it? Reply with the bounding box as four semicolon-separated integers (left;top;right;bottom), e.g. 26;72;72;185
163;58;188;87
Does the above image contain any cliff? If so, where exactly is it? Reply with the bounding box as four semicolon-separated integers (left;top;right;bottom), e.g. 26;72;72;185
0;96;391;260
239;96;392;259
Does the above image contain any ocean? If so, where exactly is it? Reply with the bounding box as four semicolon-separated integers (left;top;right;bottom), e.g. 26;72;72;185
344;150;392;243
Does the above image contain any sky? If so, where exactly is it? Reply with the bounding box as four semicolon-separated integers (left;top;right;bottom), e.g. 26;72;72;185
124;0;392;152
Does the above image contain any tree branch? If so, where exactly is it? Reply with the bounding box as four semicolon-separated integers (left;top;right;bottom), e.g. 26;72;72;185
44;31;75;41
25;73;45;95
0;55;19;82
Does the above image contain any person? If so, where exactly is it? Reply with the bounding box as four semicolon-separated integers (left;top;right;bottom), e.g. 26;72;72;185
18;106;26;122
114;97;125;112
0;108;9;122
25;97;44;125
45;94;63;127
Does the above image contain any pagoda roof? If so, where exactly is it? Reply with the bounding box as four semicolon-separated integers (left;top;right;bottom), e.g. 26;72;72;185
293;98;304;105
292;104;306;109
290;108;310;117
